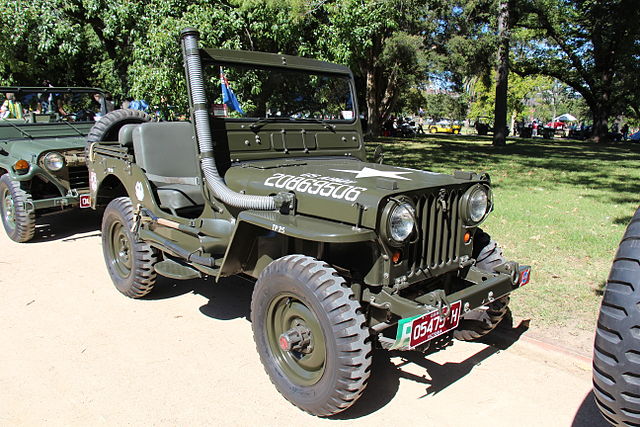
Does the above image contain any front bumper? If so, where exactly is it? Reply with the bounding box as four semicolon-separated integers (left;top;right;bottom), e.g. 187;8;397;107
364;262;530;329
27;192;91;212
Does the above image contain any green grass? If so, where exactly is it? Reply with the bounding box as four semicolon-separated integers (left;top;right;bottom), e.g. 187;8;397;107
367;134;640;334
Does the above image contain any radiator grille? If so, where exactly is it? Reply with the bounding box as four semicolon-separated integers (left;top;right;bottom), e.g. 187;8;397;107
408;189;463;274
68;166;89;189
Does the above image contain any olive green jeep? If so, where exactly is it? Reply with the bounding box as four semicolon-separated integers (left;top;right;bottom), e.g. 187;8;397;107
0;87;112;242
86;29;531;416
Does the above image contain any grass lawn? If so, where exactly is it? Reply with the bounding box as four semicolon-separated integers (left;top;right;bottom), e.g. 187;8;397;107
366;134;640;348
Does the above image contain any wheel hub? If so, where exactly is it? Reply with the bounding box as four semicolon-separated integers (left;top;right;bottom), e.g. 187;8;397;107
3;193;15;226
278;323;312;353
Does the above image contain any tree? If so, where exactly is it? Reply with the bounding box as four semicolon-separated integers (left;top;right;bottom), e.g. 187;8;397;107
513;0;640;142
492;0;510;146
316;0;435;136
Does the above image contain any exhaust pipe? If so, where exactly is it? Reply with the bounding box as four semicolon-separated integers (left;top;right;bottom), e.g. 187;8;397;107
180;28;278;210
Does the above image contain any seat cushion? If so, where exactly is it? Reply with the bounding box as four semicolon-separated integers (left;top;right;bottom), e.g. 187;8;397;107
156;184;205;211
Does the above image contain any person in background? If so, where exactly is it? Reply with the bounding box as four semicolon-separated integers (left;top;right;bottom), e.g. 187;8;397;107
0;93;23;119
417;116;425;134
622;123;630;141
104;93;115;113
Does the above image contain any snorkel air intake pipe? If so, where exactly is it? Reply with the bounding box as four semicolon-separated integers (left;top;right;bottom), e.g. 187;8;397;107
180;28;277;210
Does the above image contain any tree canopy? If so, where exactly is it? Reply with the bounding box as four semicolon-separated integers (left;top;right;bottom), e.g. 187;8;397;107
0;0;637;140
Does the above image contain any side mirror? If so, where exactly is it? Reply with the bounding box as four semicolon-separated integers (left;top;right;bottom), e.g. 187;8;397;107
373;145;384;164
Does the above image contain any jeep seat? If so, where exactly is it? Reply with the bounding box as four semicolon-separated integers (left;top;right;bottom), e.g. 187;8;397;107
131;122;205;214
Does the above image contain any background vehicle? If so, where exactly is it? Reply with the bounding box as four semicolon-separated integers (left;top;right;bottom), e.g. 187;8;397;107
429;118;462;134
593;206;640;425
86;28;530;417
0;87;105;242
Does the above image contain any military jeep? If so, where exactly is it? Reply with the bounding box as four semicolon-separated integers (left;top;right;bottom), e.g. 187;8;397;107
86;29;530;416
0;87;110;242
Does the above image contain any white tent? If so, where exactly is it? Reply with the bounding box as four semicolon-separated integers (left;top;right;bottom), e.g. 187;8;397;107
554;113;577;122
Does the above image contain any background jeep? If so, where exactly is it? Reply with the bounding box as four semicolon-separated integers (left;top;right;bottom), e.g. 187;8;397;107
0;87;108;242
86;29;530;416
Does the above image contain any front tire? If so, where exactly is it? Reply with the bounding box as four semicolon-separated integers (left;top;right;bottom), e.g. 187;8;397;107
593;206;640;425
101;197;158;298
454;229;511;341
251;255;372;416
0;174;35;242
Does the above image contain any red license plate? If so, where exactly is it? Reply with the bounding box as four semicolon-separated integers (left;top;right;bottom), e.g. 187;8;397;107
409;300;462;348
79;194;91;208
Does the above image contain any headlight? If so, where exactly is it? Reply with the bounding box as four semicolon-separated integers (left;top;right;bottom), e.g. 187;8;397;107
388;202;415;243
461;185;491;225
44;152;65;171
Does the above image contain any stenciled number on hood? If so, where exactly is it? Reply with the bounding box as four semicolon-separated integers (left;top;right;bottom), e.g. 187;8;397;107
264;172;367;202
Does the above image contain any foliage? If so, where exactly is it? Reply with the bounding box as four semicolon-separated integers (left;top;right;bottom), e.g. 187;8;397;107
513;0;640;141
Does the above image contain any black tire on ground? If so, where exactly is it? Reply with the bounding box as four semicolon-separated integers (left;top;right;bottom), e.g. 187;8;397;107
593;206;640;426
101;197;158;298
453;229;511;341
251;255;372;417
0;174;35;242
85;109;152;157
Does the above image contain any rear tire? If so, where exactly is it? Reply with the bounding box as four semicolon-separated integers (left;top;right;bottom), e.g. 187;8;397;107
454;229;511;341
101;197;158;298
0;174;35;242
593;206;640;425
251;255;371;416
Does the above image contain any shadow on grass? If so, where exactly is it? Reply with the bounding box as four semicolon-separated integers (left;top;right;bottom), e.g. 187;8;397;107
369;134;640;205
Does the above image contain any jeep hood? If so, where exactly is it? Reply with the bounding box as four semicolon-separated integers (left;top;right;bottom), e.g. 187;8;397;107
1;136;86;161
224;158;483;228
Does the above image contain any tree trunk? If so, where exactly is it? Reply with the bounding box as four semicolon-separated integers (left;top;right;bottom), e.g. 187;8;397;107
591;105;610;143
493;0;510;146
366;68;382;137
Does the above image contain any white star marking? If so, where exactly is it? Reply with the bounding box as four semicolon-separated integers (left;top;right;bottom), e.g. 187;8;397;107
330;166;412;181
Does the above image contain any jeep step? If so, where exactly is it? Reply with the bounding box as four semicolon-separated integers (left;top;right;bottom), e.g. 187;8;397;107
155;259;202;280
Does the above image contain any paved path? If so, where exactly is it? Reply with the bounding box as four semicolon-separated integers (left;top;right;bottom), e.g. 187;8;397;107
0;210;606;426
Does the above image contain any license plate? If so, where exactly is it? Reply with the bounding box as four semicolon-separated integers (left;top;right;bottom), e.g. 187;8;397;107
79;194;91;208
409;300;462;348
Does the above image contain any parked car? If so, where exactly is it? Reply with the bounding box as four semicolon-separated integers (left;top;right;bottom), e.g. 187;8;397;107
429;119;462;134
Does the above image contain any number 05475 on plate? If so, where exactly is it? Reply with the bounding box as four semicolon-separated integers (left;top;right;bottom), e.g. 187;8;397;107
409;300;462;348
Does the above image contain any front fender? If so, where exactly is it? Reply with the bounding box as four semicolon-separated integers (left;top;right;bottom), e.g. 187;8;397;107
219;210;376;279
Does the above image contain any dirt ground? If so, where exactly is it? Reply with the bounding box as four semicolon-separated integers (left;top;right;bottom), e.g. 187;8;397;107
0;210;607;426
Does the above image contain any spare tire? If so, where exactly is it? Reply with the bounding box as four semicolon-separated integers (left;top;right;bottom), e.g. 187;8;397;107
85;109;152;157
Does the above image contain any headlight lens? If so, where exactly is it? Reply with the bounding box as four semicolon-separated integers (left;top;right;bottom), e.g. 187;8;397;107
461;185;491;225
469;188;488;222
44;152;65;171
389;202;415;242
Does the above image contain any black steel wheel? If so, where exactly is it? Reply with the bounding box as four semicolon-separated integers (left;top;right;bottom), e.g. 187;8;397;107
0;174;35;242
593;206;640;425
454;229;511;341
85;109;152;157
251;255;371;417
101;197;158;298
